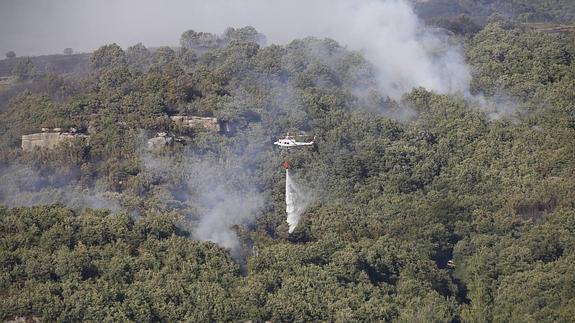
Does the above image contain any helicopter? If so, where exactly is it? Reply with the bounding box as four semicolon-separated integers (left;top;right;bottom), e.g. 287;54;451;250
273;133;316;148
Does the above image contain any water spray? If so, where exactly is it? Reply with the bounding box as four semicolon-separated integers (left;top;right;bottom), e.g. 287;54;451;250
283;161;305;233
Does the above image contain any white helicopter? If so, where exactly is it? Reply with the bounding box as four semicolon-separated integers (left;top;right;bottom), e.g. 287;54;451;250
274;133;316;148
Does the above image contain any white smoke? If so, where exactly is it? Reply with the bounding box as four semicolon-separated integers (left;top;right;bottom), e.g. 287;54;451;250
140;149;265;258
193;186;263;257
0;164;120;211
285;169;311;233
278;0;472;99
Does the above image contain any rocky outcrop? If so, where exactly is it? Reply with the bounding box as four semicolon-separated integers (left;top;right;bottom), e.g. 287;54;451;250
21;128;89;151
0;76;16;86
146;132;174;151
170;115;227;133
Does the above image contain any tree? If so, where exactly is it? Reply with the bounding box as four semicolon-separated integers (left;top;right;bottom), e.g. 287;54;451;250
222;26;267;45
179;29;219;50
153;46;176;65
5;50;16;59
90;43;126;69
126;42;151;70
63;48;74;55
179;49;197;68
11;56;37;79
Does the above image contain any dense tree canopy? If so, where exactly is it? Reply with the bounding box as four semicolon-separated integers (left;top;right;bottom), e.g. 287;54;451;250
11;57;37;80
414;0;575;24
0;6;574;322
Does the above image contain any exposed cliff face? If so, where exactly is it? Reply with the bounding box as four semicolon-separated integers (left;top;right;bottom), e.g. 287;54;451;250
21;130;89;151
170;116;221;132
0;76;16;85
146;132;174;151
170;115;233;134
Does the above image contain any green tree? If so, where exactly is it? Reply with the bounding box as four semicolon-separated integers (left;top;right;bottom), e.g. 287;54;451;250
222;26;266;45
11;56;37;79
91;43;126;69
153;46;176;65
5;50;16;59
180;30;219;50
126;42;151;70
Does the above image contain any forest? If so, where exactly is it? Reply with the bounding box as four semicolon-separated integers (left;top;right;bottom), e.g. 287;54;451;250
0;1;574;322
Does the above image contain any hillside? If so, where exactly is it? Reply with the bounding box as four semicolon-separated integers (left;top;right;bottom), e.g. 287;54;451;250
0;53;90;77
0;6;574;323
414;0;575;24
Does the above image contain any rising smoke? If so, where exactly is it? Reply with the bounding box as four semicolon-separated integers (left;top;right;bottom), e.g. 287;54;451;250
0;164;120;211
193;187;263;258
140;139;266;258
184;158;264;259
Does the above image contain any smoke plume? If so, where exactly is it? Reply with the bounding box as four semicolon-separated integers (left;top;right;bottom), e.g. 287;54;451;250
140;143;266;258
193;186;263;257
0;164;120;211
